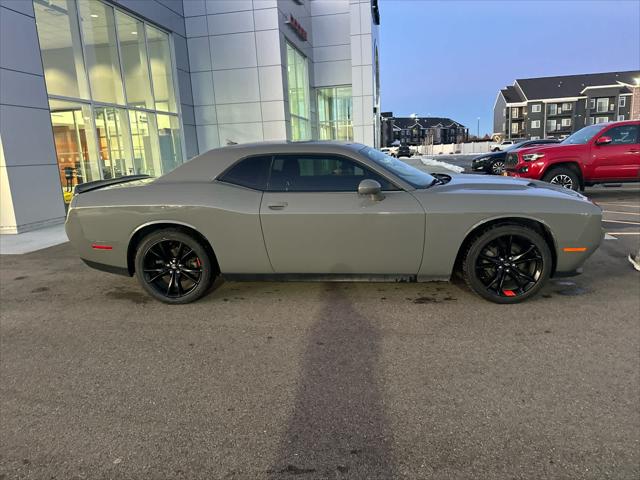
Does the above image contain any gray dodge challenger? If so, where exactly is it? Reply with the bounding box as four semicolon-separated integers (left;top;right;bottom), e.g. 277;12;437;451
65;142;603;304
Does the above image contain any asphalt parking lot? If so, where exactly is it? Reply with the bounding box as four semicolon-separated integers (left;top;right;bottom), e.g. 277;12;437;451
1;187;639;479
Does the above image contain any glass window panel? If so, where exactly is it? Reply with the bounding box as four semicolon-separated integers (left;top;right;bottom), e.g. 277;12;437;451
146;25;177;113
286;42;310;141
49;99;100;205
316;86;353;141
157;114;183;173
94;106;133;178
129;110;161;176
116;11;154;109
78;0;125;105
34;0;90;99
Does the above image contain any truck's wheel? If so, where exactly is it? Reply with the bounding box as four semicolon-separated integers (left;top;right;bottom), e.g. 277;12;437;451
543;167;580;191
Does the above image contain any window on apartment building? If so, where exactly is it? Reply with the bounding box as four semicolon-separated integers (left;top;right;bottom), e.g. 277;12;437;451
595;116;609;124
547;104;558;115
561;118;571;127
531;136;540;140
531;104;541;113
317;86;353;141
562;103;572;111
286;42;311;141
511;107;519;117
511;122;519;134
619;97;626;107
596;98;609;113
546;120;557;132
531;120;540;129
589;99;596;109
34;0;183;208
618;115;625;121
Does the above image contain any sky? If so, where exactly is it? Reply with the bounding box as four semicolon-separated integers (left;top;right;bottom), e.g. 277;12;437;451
378;0;640;135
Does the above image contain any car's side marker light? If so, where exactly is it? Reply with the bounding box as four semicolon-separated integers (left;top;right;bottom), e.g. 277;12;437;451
91;243;113;250
563;247;587;252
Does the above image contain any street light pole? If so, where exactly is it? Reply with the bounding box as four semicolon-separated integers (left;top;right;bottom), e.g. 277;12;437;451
477;117;480;139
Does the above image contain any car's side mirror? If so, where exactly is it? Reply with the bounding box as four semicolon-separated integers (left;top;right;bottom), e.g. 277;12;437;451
595;136;612;146
358;179;384;201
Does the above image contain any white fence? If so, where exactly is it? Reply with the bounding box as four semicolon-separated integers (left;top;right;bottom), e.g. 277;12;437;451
417;142;492;155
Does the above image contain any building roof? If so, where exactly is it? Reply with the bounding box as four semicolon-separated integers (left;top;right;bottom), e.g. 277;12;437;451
501;85;524;103
387;116;466;129
514;70;640;100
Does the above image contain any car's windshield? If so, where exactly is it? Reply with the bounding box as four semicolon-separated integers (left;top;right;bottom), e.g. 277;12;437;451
561;124;604;145
360;147;436;188
505;141;527;151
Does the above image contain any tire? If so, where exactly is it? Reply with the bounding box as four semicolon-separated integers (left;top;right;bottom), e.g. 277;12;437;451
542;166;580;191
134;228;216;304
462;224;552;304
490;160;506;175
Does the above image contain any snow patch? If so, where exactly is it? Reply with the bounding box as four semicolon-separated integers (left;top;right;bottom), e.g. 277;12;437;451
420;156;465;173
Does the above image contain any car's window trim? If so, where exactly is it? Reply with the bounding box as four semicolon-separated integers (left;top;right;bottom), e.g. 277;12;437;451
265;153;403;193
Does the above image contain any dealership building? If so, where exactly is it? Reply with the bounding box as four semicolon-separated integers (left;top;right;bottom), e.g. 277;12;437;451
0;0;381;234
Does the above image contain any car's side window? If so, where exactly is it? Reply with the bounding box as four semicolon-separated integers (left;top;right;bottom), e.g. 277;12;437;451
218;155;272;191
603;125;639;145
267;155;397;192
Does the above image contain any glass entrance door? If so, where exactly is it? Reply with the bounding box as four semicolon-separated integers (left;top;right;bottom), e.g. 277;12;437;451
49;99;100;205
94;107;134;179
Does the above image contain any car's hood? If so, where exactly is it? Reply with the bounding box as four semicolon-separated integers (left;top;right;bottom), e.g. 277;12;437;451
427;173;588;200
473;151;504;160
516;143;582;155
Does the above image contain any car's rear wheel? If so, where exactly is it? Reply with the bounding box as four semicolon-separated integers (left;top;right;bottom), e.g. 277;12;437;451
490;160;506;175
543;167;580;191
462;225;552;304
134;229;215;304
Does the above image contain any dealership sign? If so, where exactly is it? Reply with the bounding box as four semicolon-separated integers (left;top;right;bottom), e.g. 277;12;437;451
286;14;307;41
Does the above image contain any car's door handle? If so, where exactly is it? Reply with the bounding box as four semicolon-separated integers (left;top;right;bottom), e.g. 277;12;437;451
629;149;639;153
268;202;288;210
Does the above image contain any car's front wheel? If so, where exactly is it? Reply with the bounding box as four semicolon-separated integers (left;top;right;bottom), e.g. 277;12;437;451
543;166;580;191
490;160;506;175
462;225;552;304
134;228;215;304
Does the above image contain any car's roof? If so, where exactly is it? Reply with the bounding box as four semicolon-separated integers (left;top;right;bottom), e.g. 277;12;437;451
157;141;367;183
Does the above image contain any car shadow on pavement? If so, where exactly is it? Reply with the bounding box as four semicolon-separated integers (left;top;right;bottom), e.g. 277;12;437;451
267;283;396;479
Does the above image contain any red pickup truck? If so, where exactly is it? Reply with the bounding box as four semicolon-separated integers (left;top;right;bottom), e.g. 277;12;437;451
505;120;640;190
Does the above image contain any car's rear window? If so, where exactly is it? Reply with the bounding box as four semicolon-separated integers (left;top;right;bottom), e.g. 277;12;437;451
218;155;272;190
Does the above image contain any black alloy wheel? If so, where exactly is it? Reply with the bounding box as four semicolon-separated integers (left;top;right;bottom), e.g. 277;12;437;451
490;160;506;175
134;229;214;304
463;225;552;303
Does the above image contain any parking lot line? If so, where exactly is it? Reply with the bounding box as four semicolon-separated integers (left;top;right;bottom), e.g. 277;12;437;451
602;219;640;226
605;231;640;236
597;202;640;209
603;210;640;216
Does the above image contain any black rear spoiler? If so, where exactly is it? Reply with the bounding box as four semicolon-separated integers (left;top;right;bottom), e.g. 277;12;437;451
74;175;151;195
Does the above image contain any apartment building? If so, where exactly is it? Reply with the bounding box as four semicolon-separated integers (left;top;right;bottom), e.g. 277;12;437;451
0;0;381;234
380;113;468;146
493;71;640;140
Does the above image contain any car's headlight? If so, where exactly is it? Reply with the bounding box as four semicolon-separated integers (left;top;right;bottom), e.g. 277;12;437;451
522;153;545;162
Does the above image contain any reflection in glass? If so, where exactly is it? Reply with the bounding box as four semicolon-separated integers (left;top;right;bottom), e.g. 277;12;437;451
317;86;353;141
129;111;161;176
146;25;177;113
286;42;310;141
78;0;125;104
157;114;183;173
49;99;100;204
34;0;89;99
94;107;133;178
116;11;154;109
